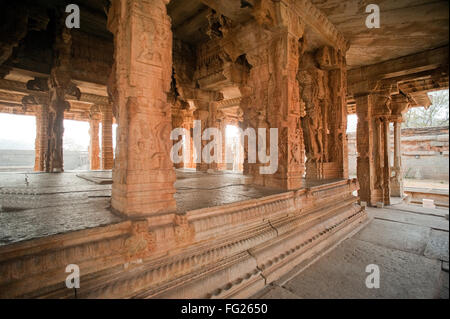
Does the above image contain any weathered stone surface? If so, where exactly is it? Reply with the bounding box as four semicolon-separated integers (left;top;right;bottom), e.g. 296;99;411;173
369;207;449;231
424;229;449;262
355;215;430;255
282;238;442;298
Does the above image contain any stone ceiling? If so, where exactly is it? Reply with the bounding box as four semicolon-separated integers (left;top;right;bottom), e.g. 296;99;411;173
167;0;449;69
310;0;449;69
1;0;448;88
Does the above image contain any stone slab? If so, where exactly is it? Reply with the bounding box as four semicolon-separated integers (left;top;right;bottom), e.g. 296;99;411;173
252;285;301;299
368;207;449;231
354;217;430;255
389;203;449;218
424;229;449;262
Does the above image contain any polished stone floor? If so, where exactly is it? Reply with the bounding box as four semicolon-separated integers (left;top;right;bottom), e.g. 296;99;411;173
1;169;336;246
254;202;449;299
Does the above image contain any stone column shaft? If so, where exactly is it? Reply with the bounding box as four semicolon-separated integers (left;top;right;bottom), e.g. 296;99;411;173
101;106;114;170
355;92;392;206
89;119;100;170
194;107;209;172
38;104;49;172
46;96;65;173
382;118;391;205
34;110;42;172
390;121;404;197
240;31;304;190
107;0;176;217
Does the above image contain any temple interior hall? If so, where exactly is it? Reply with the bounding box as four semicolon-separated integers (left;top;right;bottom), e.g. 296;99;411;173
0;0;448;299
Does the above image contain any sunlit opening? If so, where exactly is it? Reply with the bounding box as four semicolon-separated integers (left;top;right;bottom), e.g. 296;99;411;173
225;125;243;172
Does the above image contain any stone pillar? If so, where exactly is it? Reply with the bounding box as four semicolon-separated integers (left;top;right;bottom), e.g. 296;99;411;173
38;104;49;172
301;46;348;181
218;120;227;170
355;89;393;206
391;120;404;197
46;17;75;173
46;90;66;173
107;0;176;217
355;94;375;205
382;118;391;205
34;109;42;172
239;23;304;190
193;107;209;172
101;105;114;170
171;106;187;169
188;123;196;169
89;118;100;170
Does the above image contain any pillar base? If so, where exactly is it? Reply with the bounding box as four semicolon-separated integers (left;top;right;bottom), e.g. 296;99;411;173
305;162;341;180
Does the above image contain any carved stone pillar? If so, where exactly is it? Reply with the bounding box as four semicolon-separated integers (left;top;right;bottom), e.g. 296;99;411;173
301;46;348;181
389;94;410;197
89;118;100;170
382;118;391;205
355;90;393;206
107;0;176;217
355;94;375;205
187;121;196;169
34;110;42;172
193;107;209;172
38;104;49;172
237;21;305;189
46;89;67;173
46;15;78;173
101;105;114;170
391;120;404;197
171;105;188;169
218;120;227;170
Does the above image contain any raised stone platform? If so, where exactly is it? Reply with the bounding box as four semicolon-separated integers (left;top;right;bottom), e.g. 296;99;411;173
0;170;285;245
0;171;367;298
0;170;346;246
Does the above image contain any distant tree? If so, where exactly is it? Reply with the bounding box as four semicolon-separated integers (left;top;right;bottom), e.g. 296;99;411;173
403;90;449;128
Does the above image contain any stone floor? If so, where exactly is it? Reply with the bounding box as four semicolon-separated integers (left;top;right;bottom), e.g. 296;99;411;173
0;170;341;246
253;202;449;299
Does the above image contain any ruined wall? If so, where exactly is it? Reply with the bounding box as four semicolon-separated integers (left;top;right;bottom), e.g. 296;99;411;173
348;126;449;180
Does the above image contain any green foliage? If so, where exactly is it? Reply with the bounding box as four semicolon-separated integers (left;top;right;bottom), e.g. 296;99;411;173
403;90;449;128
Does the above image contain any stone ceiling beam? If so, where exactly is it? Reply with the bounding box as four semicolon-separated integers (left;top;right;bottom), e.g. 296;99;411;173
348;46;449;85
